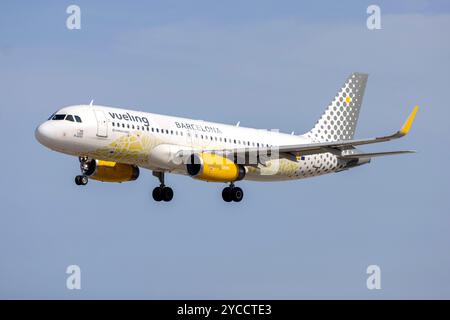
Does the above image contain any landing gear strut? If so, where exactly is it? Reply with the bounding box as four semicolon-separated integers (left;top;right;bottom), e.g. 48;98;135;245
152;171;173;202
222;183;244;202
75;157;91;186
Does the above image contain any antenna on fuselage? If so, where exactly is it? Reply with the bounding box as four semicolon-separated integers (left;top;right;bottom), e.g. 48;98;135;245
236;121;240;127
89;99;94;107
291;131;295;135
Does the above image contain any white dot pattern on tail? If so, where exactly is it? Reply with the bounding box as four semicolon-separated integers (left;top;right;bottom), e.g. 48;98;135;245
307;73;368;142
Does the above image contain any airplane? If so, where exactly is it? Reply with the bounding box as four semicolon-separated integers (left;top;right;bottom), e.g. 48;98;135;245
35;73;418;203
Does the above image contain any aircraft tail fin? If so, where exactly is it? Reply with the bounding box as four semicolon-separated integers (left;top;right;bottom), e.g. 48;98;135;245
305;72;368;142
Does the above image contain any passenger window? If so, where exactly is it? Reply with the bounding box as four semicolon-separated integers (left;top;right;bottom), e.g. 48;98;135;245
122;123;125;128
112;122;115;127
74;115;82;123
52;114;66;120
66;115;74;122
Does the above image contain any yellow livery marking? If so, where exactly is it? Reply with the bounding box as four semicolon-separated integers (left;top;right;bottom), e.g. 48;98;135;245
345;96;351;104
97;160;117;167
399;105;419;135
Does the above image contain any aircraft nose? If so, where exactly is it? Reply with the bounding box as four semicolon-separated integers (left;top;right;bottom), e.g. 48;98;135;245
35;121;57;147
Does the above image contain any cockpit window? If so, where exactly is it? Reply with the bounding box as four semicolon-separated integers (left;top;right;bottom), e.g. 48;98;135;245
52;114;66;120
48;112;56;120
49;113;82;122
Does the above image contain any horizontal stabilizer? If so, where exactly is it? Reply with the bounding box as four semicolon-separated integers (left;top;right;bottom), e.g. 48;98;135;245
339;150;415;159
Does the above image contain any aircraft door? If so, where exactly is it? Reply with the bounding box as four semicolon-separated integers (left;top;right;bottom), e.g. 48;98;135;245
186;129;194;147
93;110;108;138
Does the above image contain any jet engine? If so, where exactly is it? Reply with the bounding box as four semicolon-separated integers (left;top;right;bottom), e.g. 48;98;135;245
186;153;246;182
80;159;139;182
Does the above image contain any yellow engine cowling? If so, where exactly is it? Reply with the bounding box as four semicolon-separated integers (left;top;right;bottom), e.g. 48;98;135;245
186;153;246;182
82;159;140;182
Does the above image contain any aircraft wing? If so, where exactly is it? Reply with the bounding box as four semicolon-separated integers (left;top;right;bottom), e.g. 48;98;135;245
179;106;418;162
272;106;418;156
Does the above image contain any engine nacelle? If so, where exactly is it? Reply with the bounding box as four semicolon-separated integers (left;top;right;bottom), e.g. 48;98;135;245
186;153;246;182
81;159;139;182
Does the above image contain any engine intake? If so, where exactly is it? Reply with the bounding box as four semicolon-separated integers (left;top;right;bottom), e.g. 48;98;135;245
186;153;245;182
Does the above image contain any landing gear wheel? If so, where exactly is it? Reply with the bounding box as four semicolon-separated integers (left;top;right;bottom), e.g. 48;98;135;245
231;187;244;202
222;186;244;202
75;175;88;186
161;187;173;202
151;172;174;202
222;187;232;202
152;187;163;202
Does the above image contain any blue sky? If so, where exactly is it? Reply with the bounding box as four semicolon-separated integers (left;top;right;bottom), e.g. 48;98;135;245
0;0;449;299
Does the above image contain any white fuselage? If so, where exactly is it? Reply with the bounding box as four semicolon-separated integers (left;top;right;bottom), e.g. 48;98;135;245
35;105;353;182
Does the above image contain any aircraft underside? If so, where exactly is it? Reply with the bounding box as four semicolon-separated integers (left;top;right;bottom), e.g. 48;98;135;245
73;149;366;203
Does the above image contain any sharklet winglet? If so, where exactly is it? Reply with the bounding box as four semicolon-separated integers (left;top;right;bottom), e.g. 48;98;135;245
398;105;419;136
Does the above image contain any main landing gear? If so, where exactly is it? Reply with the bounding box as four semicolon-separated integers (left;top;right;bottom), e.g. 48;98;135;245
152;171;173;202
222;183;244;202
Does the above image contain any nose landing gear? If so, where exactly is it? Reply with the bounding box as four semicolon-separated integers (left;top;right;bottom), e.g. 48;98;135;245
75;175;88;186
75;157;90;186
222;183;244;202
152;171;173;202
